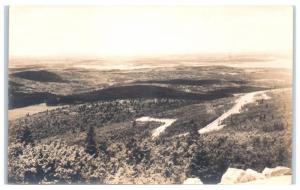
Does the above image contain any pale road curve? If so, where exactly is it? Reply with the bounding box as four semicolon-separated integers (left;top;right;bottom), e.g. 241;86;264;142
198;90;271;134
198;88;291;134
136;116;177;138
135;88;291;138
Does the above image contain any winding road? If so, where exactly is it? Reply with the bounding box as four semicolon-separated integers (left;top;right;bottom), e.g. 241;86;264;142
198;90;271;134
136;116;177;138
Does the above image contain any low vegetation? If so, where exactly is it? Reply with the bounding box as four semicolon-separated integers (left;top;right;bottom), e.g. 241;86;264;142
9;98;199;142
8;66;292;184
8;88;292;184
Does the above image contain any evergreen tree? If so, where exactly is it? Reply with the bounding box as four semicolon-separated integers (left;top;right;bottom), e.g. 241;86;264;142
132;120;137;128
189;120;199;139
18;126;34;145
85;126;97;157
98;141;107;154
188;147;228;184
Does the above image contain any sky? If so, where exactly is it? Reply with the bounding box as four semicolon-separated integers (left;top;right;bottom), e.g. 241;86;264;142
9;6;293;58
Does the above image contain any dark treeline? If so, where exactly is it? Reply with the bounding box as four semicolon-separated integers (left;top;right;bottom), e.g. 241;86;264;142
133;79;248;85
9;81;270;109
9;91;56;109
47;85;269;106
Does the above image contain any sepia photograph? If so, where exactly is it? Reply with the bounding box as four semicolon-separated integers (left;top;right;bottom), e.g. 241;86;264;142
7;5;293;184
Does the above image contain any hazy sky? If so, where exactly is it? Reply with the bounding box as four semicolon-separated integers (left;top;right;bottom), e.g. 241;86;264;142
9;6;293;58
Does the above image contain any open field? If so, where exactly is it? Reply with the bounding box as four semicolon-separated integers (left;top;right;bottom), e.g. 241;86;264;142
8;57;292;184
8;103;62;121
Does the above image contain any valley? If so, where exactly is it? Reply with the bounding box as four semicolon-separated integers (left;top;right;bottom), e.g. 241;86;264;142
8;58;293;184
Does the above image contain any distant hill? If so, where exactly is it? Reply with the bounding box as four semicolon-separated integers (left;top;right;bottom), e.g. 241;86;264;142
50;85;267;105
54;85;211;104
11;70;65;82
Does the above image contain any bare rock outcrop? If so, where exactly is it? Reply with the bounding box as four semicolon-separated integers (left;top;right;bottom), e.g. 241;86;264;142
219;166;292;184
262;166;291;177
183;178;203;184
220;168;265;184
244;175;292;185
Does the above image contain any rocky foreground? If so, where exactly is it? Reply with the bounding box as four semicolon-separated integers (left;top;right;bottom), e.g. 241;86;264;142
183;166;292;185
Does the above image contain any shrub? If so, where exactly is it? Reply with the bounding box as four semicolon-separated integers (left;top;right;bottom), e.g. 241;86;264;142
85;126;97;157
17;127;34;145
8;140;106;184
